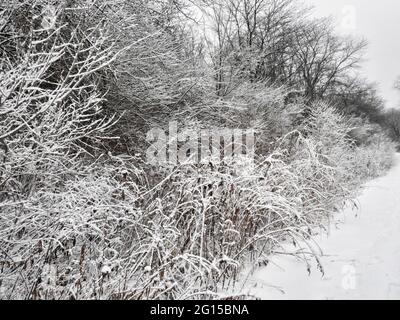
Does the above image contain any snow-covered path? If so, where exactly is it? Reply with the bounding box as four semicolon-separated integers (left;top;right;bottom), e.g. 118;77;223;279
244;154;400;300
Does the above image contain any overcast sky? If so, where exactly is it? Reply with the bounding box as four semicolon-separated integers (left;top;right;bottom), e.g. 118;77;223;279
304;0;400;109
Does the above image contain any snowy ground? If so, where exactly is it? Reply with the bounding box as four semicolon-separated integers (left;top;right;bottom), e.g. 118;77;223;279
241;154;400;300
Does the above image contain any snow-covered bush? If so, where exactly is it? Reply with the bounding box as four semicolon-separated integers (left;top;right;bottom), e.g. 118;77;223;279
349;132;395;179
0;146;338;299
0;2;120;298
1;51;395;299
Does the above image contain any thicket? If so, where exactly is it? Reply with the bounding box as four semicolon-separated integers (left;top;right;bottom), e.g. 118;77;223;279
0;0;395;299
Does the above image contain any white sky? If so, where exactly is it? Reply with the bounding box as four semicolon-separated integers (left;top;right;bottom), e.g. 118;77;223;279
304;0;400;109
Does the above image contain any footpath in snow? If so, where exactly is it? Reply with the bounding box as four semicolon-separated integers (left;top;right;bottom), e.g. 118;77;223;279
243;154;400;300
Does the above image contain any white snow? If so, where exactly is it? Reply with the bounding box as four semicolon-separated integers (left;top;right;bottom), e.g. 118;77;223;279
101;265;112;275
243;154;400;300
144;266;152;272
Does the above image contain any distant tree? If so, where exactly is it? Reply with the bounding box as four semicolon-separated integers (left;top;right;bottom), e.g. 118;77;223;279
292;19;367;102
196;0;367;107
327;76;385;123
383;109;400;145
383;77;400;146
